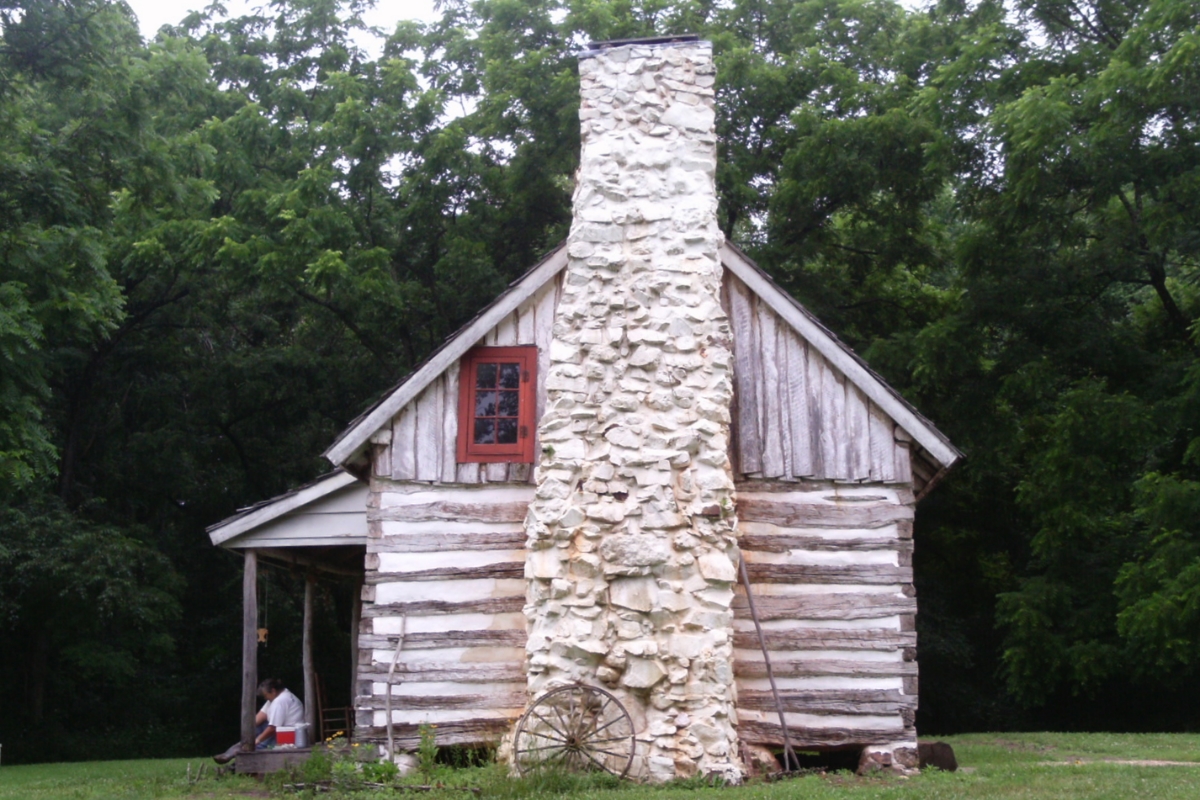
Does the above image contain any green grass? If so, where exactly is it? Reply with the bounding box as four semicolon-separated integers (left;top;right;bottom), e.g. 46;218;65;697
0;733;1198;799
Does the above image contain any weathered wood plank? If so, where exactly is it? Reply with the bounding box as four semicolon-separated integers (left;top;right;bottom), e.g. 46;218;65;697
731;629;915;651
735;659;918;678
392;404;417;481
360;630;526;650
359;663;526;683
731;593;916;621
369;501;529;524
784;331;813;478
517;300;536;345
365;562;524;583
822;355;850;480
361;596;525;617
737;497;912;528
494;310;517;346
805;347;826;478
739;691;915;716
894;440;913;484
235;748;313;774
379;693;527;711
868;401;897;483
485;462;509;483
241;549;258;752
744;563;913;585
370;531;527;553
758;302;785;478
738;720;904;748
740;534;912;554
456;462;481;484
846;383;871;481
415;379;443;482
442;368;460;483
728;276;762;475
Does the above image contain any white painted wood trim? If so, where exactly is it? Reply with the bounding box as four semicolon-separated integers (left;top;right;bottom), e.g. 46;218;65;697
720;243;961;469
323;246;569;466
208;471;362;546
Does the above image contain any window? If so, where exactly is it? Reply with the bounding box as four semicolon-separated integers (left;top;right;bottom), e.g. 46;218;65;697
457;346;537;463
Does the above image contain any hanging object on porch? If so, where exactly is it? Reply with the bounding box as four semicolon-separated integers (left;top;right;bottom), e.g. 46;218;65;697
257;571;269;645
512;685;635;779
257;627;269;644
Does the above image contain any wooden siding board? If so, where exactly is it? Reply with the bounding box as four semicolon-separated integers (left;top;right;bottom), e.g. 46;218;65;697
728;276;762;475
758;303;785;478
414;380;442;482
391;405;416;480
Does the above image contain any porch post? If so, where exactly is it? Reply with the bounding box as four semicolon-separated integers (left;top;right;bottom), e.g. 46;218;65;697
240;549;258;751
303;574;318;736
349;576;363;735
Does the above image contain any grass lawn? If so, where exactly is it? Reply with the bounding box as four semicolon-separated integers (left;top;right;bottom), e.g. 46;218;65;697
0;733;1198;799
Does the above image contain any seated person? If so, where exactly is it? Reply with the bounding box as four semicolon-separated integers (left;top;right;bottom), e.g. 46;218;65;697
214;677;306;763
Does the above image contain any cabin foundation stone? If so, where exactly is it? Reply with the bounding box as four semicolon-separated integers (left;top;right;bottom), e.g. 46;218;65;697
522;38;743;782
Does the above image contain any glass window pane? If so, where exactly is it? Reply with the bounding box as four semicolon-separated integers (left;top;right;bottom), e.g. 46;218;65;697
498;390;520;417
497;418;518;444
474;419;495;444
475;363;497;388
475;391;497;417
499;363;521;389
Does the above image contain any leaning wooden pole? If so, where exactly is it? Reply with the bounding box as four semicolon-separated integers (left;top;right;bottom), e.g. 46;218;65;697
303;574;318;738
241;549;259;752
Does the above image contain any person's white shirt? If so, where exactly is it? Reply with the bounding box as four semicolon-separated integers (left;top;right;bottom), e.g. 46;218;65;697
260;688;305;729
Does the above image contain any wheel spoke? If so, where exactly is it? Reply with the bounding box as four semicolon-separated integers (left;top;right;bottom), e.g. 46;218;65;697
583;734;634;745
523;725;568;744
586;714;630;739
579;746;618;775
530;710;569;739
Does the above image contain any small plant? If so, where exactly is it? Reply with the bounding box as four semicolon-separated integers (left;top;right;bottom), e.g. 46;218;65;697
417;722;438;781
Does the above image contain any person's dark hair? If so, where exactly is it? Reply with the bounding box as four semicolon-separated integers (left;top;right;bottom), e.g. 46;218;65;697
258;677;285;694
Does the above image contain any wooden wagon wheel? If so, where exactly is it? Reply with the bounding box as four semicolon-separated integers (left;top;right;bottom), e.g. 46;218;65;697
513;684;636;778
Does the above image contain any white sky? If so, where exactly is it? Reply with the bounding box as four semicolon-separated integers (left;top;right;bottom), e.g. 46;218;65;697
123;0;439;40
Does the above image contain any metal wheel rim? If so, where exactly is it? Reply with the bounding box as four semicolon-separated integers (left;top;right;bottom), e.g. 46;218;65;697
513;684;636;779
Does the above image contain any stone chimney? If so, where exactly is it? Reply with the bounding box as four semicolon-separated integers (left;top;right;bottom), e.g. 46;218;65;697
522;37;743;782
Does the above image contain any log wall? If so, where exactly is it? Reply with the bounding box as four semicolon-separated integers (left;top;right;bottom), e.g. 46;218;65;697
356;481;531;748
374;276;562;486
732;481;918;752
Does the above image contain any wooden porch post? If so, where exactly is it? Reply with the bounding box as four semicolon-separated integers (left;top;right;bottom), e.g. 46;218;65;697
349;576;363;734
241;549;258;752
303;574;318;736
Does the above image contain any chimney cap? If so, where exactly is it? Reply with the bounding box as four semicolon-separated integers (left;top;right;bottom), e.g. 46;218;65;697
580;33;703;58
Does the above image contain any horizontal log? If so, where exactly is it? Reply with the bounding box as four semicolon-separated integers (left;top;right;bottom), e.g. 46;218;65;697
358;663;526;683
369;502;528;524
735;659;918;678
360;692;526;711
739;691;914;716
366;563;524;583
741;535;912;553
731;592;915;621
738;720;908;749
737;497;912;529
361;630;526;650
744;563;913;585
370;531;527;553
731;628;915;651
362;597;525;617
355;718;513;748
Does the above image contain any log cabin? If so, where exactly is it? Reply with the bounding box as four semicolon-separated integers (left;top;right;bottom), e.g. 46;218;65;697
208;34;960;780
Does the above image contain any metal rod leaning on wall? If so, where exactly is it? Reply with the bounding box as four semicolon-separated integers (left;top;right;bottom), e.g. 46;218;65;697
385;616;407;759
739;554;799;772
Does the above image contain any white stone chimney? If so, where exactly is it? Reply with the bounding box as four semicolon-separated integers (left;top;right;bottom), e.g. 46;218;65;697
523;36;743;782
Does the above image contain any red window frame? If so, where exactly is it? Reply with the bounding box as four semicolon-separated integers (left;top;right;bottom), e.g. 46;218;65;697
457;346;537;463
